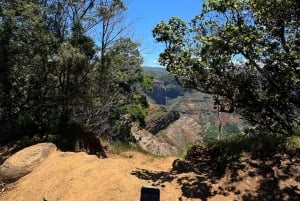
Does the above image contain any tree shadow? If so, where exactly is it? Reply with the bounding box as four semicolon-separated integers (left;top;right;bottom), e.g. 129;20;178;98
130;168;176;187
212;148;300;201
130;146;225;200
240;154;300;201
177;176;215;201
242;180;300;201
131;144;300;201
172;146;235;200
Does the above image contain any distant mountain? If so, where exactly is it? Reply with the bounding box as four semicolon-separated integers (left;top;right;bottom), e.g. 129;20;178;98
143;67;185;105
131;67;245;155
143;66;243;136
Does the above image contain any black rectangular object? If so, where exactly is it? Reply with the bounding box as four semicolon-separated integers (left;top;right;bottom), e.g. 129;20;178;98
140;186;160;201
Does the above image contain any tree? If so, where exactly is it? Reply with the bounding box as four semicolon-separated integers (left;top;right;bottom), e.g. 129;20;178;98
0;0;95;138
95;0;128;85
0;1;58;129
0;0;150;145
152;0;300;135
106;38;150;141
74;38;150;141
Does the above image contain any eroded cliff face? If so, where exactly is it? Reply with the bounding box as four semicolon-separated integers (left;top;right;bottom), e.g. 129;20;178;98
136;89;243;155
139;67;242;155
153;88;242;132
144;104;180;135
148;78;184;106
132;103;203;156
168;91;213;122
149;79;167;105
132;114;203;156
145;67;240;127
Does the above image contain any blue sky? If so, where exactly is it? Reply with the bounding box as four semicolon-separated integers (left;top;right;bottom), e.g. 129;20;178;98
126;0;203;67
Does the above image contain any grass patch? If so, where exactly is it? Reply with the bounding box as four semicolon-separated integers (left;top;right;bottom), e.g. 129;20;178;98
286;135;300;150
110;141;149;155
206;134;300;158
183;134;300;177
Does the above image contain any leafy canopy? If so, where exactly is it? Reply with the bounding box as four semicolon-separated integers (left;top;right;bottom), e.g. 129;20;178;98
0;0;151;143
152;0;300;135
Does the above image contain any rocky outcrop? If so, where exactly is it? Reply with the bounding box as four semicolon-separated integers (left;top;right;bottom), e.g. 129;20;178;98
158;115;203;152
145;106;180;135
131;102;204;156
131;126;179;156
132;114;203;156
0;143;57;183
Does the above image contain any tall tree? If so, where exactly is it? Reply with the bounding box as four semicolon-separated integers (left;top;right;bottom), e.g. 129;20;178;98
0;0;150;144
153;0;300;135
0;0;96;137
96;0;127;76
74;38;150;141
0;0;58;127
105;38;148;140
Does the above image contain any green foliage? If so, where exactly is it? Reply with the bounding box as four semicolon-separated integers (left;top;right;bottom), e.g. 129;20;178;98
71;21;96;59
208;133;300;158
97;0;126;20
89;38;151;141
204;120;220;140
120;101;148;124
203;118;239;142
152;0;300;135
0;0;151;145
224;123;239;134
141;74;153;93
0;0;59;130
286;136;300;150
109;94;149;141
0;0;96;137
110;140;148;156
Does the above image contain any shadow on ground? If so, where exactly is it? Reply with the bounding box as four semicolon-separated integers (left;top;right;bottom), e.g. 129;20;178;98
131;145;300;201
131;168;176;187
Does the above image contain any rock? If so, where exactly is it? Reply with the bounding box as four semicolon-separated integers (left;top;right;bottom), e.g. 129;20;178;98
145;106;180;135
158;115;203;152
0;143;57;183
131;125;179;156
132;115;203;156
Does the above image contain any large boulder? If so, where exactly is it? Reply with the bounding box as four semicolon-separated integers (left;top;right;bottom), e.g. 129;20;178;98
0;143;57;183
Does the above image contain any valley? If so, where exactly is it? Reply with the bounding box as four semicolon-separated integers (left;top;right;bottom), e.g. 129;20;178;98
134;67;243;155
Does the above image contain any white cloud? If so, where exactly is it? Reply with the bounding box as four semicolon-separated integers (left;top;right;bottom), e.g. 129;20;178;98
152;59;160;65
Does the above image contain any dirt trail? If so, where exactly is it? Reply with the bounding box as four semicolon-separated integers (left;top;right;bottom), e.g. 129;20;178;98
1;149;299;201
0;151;184;201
